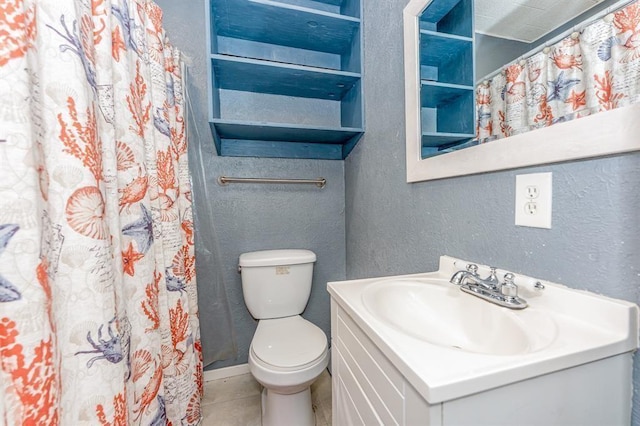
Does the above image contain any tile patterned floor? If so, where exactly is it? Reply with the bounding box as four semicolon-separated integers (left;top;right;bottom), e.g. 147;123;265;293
201;369;332;426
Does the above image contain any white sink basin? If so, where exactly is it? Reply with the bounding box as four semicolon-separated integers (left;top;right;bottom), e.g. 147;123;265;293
362;279;557;356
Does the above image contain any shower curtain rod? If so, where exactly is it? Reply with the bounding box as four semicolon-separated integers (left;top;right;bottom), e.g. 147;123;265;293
218;176;327;188
477;0;637;83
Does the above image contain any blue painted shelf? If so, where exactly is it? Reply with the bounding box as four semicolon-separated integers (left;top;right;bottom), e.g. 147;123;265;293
211;0;360;55
420;30;473;85
211;55;360;99
420;0;473;37
314;0;344;6
212;120;363;142
210;120;362;159
421;80;473;108
421;137;478;158
418;0;475;156
422;132;476;147
207;0;364;160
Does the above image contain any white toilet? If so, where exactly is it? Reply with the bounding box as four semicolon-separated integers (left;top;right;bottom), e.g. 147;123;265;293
239;249;329;426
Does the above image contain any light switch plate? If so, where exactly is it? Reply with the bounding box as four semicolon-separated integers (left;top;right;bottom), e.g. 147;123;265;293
515;172;552;229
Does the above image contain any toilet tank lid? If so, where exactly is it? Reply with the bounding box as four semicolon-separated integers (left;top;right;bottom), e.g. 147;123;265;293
239;249;316;267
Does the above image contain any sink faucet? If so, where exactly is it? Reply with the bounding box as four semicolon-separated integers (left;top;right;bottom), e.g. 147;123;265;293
450;264;528;309
450;264;499;290
449;263;479;285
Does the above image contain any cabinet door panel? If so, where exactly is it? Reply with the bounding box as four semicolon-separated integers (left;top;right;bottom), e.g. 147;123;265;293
335;349;383;425
337;313;404;417
338;335;399;425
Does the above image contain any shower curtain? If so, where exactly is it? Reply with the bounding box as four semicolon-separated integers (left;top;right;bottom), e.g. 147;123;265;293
0;0;203;424
476;0;640;143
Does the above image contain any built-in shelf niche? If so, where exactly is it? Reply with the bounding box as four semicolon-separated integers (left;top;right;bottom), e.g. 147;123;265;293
207;0;364;160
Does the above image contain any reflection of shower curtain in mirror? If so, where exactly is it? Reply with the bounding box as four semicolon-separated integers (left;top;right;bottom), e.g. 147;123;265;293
0;0;203;423
477;1;640;143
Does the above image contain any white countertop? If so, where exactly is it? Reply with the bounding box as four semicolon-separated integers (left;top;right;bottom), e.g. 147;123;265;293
327;255;639;403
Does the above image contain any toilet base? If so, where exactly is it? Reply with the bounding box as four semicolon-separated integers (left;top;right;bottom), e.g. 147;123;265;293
261;386;315;426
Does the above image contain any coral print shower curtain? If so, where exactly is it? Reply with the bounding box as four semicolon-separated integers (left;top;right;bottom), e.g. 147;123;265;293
0;0;202;424
476;0;640;143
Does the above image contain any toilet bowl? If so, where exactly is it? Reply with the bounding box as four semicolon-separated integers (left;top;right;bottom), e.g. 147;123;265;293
239;249;328;426
249;316;329;426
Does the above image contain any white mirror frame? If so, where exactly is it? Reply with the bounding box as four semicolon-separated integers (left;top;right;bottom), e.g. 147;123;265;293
404;0;640;183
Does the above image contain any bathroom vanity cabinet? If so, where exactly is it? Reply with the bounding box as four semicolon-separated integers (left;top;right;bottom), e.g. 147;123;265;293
331;301;633;426
205;0;364;160
329;256;638;426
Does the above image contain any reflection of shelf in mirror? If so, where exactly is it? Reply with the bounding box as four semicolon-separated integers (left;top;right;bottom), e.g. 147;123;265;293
212;55;360;100
420;0;462;22
421;132;475;148
419;0;473;37
315;0;343;5
211;0;360;54
420;31;472;64
420;81;473;107
421;137;478;158
420;31;473;85
421;29;472;43
421;80;474;137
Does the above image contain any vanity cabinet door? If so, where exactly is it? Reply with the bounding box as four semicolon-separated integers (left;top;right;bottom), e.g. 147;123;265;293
334;349;382;425
331;301;438;425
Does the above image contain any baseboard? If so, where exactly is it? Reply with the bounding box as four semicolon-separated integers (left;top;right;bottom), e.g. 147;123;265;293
203;363;251;382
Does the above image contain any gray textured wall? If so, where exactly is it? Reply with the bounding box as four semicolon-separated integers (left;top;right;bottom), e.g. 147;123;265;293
156;0;346;369
346;0;640;423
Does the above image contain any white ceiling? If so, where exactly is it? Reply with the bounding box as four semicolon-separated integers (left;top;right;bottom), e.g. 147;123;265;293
475;0;606;43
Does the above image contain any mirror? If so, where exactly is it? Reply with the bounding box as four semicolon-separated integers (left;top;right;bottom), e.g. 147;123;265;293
404;0;640;182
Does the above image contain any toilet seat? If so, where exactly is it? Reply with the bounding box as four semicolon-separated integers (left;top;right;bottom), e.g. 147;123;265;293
251;316;327;370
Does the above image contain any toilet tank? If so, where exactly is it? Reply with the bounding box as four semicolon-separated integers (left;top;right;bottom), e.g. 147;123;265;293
239;249;316;319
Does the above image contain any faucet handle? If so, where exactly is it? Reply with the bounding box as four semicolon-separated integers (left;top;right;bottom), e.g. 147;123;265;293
466;263;478;275
486;267;499;282
501;273;518;298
